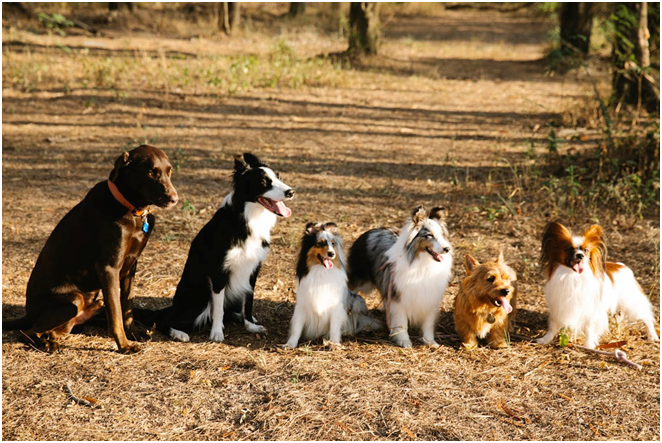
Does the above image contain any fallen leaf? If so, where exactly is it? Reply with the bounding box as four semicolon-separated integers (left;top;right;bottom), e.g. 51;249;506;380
401;425;416;439
596;341;627;350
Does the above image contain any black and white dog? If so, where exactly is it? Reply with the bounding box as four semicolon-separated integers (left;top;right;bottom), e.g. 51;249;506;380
347;206;453;347
155;153;293;342
284;222;380;348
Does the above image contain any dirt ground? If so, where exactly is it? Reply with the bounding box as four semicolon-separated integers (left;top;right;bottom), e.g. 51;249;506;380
2;4;660;441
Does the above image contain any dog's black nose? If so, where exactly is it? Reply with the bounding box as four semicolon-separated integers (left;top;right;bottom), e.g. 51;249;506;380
500;288;510;296
285;188;294;199
169;193;179;204
575;252;584;260
328;251;336;259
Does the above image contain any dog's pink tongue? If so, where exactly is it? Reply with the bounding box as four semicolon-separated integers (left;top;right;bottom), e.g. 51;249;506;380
322;257;333;269
499;297;513;314
572;262;584;274
274;201;292;218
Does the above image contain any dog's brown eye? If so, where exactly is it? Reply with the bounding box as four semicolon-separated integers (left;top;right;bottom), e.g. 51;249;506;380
167;168;172;177
147;170;155;179
487;276;496;283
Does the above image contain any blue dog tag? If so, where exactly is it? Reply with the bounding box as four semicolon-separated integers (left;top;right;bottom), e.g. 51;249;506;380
142;220;149;233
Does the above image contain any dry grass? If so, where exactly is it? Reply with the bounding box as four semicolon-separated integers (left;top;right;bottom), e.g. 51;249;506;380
2;4;660;441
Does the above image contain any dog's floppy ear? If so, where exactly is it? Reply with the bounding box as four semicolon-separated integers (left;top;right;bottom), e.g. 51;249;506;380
429;207;446;221
243;153;264;169
411;206;427;226
464;254;479;274
109;151;130;181
323;222;338;235
305;222;322;235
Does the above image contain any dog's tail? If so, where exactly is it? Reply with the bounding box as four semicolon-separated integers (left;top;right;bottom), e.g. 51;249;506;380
3;316;31;331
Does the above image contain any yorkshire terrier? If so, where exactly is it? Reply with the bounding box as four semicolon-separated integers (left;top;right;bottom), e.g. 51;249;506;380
454;251;517;349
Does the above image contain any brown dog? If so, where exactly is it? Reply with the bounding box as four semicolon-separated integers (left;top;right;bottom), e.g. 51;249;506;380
453;251;517;349
5;145;178;353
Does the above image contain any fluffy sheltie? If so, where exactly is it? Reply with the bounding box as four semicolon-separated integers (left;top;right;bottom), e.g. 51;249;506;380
536;221;659;349
453;252;517;349
154;153;294;342
347;206;453;347
284;222;380;348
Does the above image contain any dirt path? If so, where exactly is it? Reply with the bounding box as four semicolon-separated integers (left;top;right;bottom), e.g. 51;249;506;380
2;6;659;441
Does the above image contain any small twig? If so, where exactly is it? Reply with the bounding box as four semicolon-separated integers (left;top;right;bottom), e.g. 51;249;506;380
64;383;100;408
572;344;642;370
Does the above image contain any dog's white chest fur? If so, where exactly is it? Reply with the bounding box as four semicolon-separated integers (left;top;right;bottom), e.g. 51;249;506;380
298;266;347;313
392;254;453;325
545;266;603;332
223;202;276;300
295;266;347;339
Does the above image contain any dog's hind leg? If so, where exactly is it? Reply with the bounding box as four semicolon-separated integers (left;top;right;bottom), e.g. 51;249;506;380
24;293;95;352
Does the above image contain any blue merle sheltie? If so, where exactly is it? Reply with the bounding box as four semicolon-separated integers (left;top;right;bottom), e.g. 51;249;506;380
347;206;453;348
155;153;294;342
284;222;380;348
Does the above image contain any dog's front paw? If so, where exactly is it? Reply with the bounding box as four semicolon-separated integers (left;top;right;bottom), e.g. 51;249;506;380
534;336;552;345
119;343;141;354
422;337;440;347
244;321;267;334
281;342;297;349
169;328;190;342
209;329;225;342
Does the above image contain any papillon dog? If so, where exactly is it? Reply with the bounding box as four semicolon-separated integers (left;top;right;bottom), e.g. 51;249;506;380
285;222;380;348
536;221;659;348
347;206;453;347
154;153;294;343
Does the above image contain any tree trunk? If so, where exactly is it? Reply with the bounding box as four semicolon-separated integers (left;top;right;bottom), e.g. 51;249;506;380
559;2;595;54
348;2;381;56
288;2;306;18
612;2;659;113
217;2;240;35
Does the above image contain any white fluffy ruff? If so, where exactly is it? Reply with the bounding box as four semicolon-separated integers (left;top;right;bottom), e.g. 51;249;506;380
386;218;453;327
292;265;349;340
545;264;657;342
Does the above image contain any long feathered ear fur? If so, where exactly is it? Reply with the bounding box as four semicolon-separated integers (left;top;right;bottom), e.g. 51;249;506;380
583;224;607;275
540;221;573;279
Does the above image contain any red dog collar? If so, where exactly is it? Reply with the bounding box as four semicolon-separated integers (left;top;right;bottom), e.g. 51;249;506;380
107;180;150;217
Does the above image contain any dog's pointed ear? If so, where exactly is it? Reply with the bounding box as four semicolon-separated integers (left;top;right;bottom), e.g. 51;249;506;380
305;222;322;235
243;153;264;169
411;206;427;226
497;250;505;264
429;207;446;221
323;222;338;235
234;154;249;174
109;151;130;181
465;254;479;274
